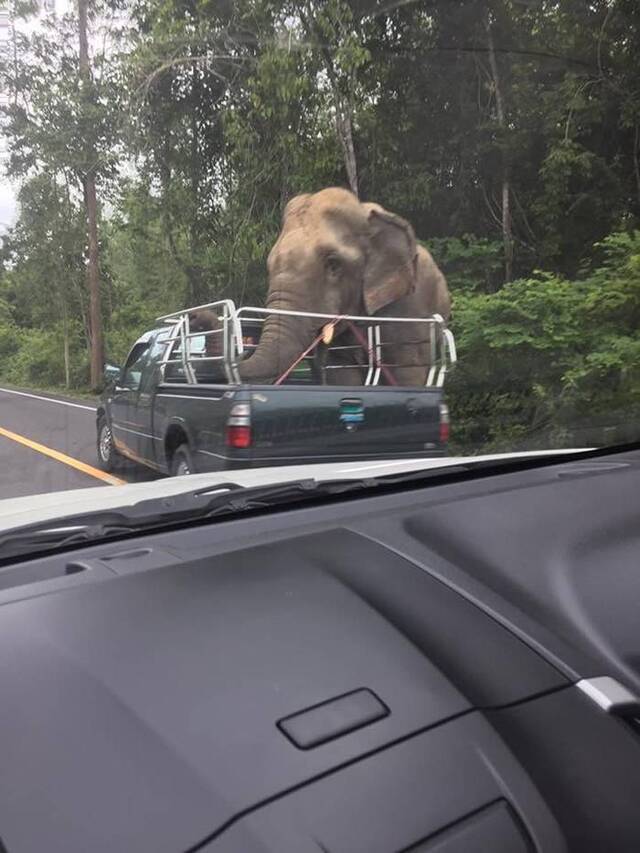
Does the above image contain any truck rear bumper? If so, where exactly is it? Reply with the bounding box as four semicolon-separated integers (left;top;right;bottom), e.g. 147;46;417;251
195;447;449;473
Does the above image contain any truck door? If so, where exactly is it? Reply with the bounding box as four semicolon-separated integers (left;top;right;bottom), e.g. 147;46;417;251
131;329;172;465
110;339;152;460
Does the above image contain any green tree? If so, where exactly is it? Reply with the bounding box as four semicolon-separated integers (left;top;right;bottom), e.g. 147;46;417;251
1;0;124;386
0;175;89;387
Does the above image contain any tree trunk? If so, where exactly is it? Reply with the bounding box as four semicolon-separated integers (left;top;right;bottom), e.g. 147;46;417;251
83;173;102;388
11;16;19;108
78;0;103;389
188;47;203;303
486;12;514;282
298;5;359;197
500;169;513;281
336;103;359;196
62;301;70;389
634;123;640;209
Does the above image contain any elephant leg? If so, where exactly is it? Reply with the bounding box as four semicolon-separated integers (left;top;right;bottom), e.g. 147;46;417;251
376;324;432;387
326;365;368;386
324;330;369;386
384;365;428;387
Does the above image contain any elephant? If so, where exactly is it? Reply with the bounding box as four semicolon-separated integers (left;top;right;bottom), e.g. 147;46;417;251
188;309;223;357
181;308;226;383
235;187;451;387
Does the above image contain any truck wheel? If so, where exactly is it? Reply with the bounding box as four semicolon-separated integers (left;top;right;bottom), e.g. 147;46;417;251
171;443;195;476
97;415;121;472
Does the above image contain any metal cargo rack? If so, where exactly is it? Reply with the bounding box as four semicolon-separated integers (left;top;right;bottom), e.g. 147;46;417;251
156;299;457;387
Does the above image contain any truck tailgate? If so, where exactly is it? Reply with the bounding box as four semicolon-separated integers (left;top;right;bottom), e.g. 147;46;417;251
247;385;444;463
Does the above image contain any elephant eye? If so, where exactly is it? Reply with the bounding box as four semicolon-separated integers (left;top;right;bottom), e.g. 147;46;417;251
325;254;342;276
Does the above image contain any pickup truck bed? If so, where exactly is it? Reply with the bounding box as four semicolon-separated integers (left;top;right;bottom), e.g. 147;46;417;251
155;383;446;471
98;316;450;476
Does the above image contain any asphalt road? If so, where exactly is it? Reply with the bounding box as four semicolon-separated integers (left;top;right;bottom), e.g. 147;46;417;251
0;387;162;499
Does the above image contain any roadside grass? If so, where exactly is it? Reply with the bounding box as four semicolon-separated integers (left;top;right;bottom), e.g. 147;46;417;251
0;381;98;405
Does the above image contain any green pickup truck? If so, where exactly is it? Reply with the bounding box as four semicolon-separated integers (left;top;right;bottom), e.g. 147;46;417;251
97;302;456;476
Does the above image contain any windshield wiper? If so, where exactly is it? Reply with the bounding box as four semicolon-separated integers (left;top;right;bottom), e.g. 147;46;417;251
0;478;383;561
0;448;592;562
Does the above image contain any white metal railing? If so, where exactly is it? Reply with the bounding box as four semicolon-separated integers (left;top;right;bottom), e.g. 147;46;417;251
156;300;457;388
157;299;244;384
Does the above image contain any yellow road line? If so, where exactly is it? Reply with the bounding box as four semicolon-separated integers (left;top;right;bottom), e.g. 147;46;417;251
0;426;125;487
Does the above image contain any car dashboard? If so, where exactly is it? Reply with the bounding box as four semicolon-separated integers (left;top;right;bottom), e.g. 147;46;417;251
1;450;640;852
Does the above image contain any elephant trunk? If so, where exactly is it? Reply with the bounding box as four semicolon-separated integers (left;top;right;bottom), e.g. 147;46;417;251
237;302;317;385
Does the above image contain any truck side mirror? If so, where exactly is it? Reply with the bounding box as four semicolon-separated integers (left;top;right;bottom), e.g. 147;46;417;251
104;363;121;384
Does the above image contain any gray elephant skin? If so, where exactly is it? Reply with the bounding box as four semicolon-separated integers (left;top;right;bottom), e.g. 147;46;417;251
199;187;451;387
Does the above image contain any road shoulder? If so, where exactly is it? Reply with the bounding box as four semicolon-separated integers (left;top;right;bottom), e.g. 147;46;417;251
0;385;98;410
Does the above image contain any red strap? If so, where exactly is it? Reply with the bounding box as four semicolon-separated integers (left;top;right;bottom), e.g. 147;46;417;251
274;317;398;386
274;317;344;385
345;321;398;386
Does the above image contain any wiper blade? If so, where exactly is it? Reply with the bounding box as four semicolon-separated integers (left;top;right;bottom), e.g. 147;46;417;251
0;450;587;561
0;478;376;561
0;483;238;560
0;523;137;556
199;477;379;516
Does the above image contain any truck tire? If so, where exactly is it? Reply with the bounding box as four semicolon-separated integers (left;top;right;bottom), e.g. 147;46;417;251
97;415;121;473
171;443;195;476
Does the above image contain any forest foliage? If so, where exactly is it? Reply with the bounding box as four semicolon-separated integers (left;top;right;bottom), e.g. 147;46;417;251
1;0;640;450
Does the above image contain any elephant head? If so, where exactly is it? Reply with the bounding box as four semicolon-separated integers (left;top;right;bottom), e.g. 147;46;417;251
238;187;450;384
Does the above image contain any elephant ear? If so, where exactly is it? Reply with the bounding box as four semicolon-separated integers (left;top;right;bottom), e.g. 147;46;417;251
363;204;418;315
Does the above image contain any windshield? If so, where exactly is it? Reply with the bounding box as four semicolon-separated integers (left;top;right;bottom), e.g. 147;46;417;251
0;0;638;520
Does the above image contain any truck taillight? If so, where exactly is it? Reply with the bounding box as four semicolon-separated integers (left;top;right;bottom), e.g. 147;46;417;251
226;425;251;448
439;402;450;444
226;403;252;448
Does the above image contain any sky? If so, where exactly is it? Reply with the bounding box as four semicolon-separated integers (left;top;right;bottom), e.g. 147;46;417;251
0;186;16;231
0;0;72;232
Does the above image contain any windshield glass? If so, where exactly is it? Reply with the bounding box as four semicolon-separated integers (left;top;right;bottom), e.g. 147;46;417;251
0;0;638;521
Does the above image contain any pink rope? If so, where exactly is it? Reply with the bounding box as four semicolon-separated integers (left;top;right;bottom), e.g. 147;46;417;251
345;321;398;386
274;316;398;386
274;317;344;385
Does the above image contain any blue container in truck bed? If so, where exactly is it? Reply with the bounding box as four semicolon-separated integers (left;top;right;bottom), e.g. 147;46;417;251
96;301;455;476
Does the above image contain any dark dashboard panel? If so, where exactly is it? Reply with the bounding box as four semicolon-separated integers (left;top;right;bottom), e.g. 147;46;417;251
207;714;563;853
488;687;640;852
2;450;640;851
0;531;472;852
400;456;640;692
285;528;567;707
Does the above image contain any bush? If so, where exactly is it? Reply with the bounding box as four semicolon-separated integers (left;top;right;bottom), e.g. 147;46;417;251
448;231;640;452
0;321;88;390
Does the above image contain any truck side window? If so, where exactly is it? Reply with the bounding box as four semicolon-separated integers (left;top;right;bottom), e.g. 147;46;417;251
140;331;171;392
121;342;151;390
